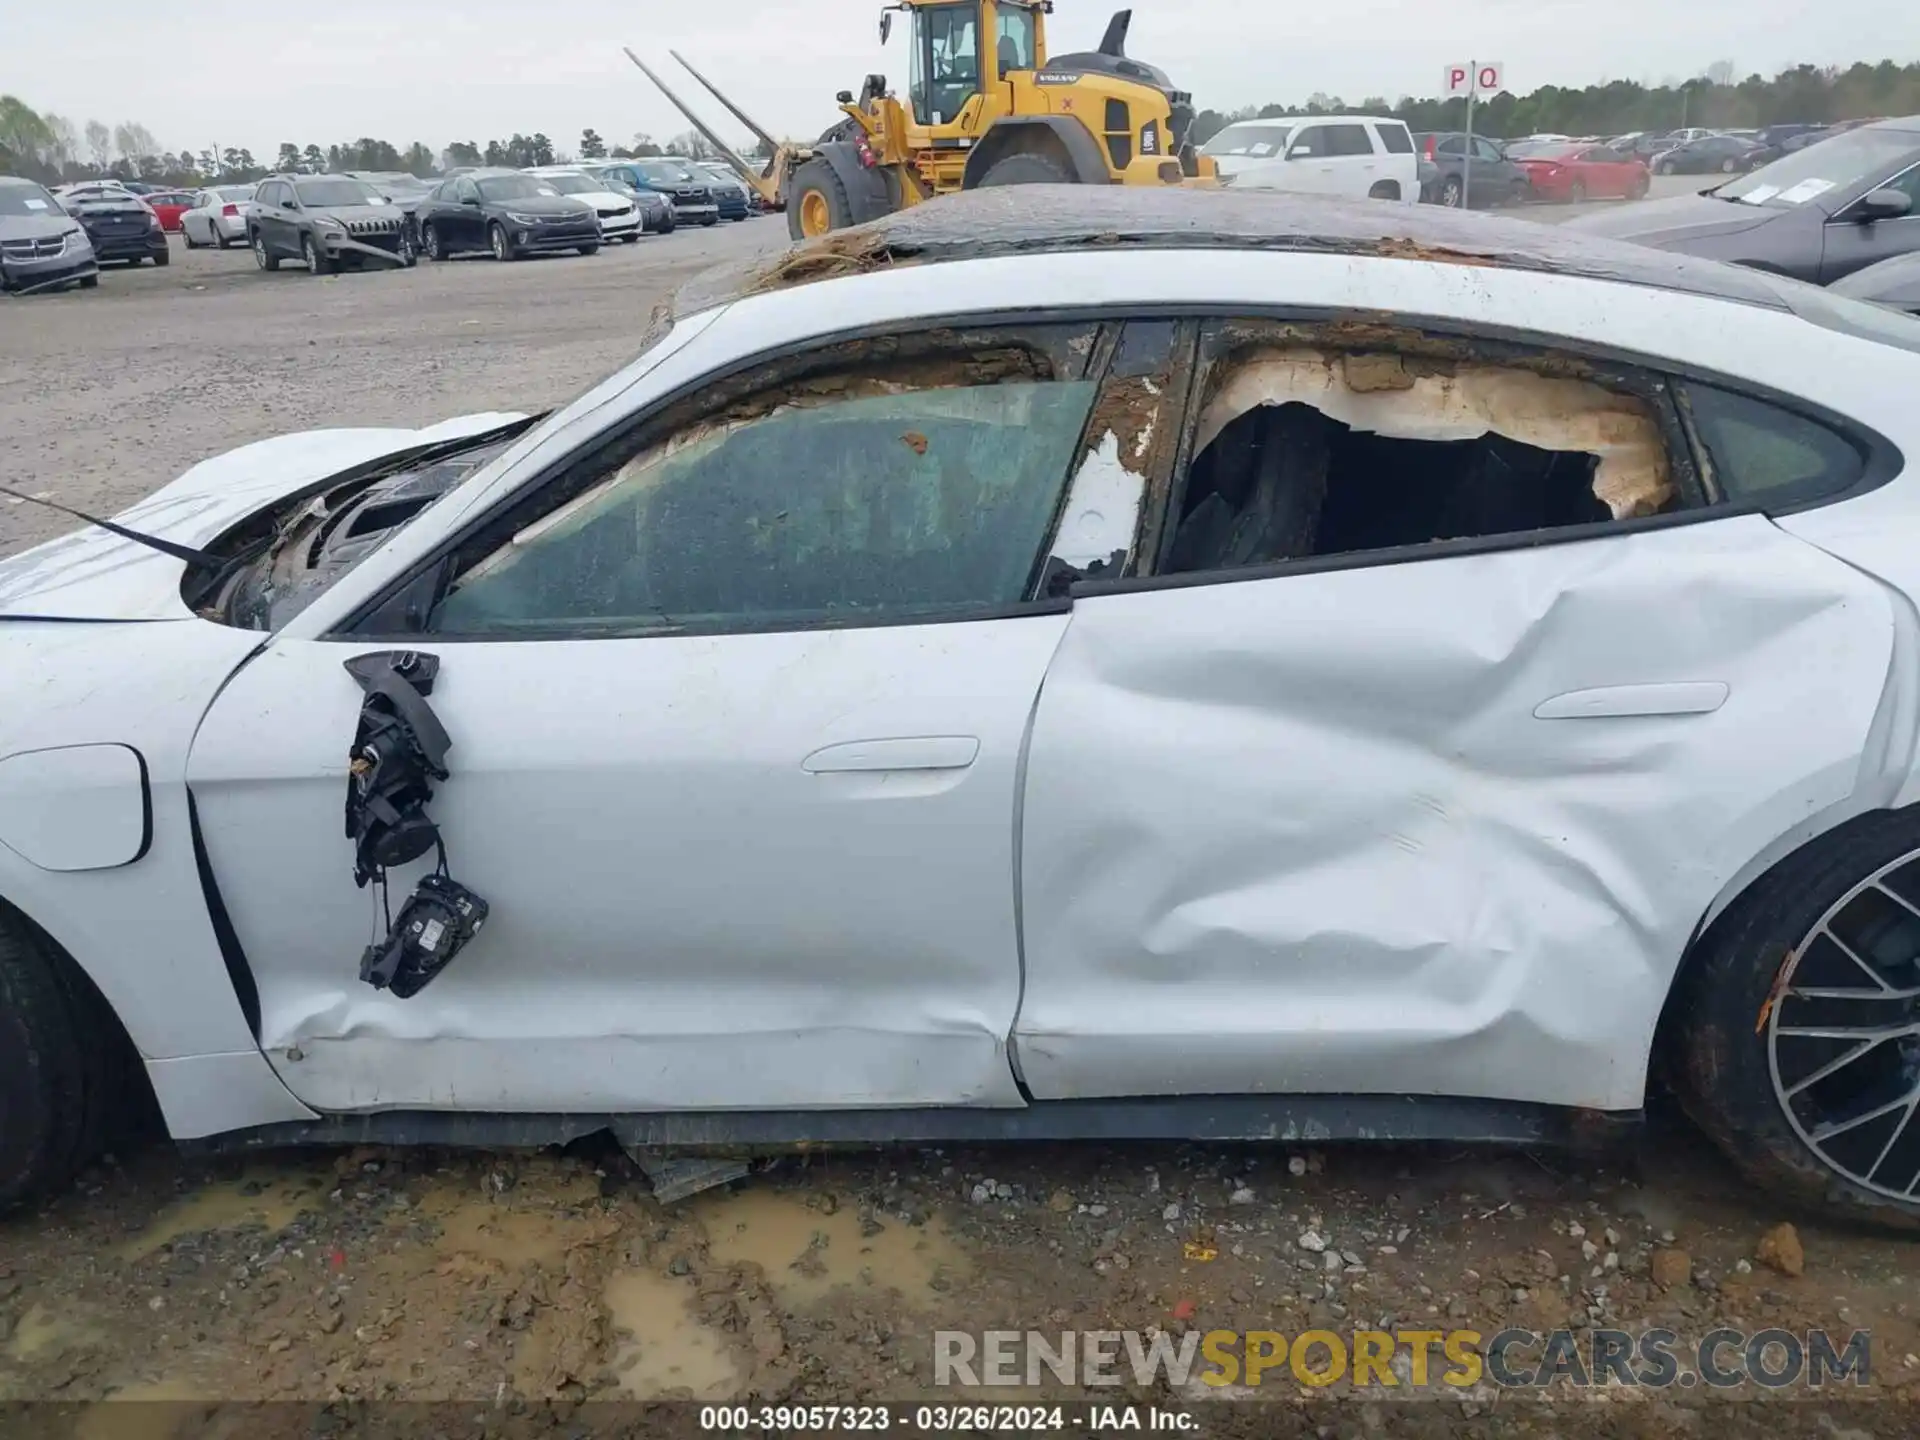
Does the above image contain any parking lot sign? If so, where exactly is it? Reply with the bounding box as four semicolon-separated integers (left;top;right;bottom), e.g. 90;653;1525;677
1443;61;1507;204
1445;61;1505;95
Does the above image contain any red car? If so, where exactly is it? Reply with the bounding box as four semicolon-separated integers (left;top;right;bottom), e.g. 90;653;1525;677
143;190;196;232
1511;144;1649;203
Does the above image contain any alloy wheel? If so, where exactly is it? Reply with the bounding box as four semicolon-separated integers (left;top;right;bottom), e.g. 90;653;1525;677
1768;849;1920;1200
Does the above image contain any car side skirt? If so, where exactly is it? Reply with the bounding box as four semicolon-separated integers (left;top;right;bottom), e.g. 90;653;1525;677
182;1094;1638;1156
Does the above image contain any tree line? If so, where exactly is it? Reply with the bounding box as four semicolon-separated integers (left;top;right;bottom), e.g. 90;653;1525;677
7;58;1914;188
1190;59;1920;146
0;96;740;187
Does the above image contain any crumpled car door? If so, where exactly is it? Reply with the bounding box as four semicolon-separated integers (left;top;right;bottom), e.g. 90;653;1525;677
1013;502;1894;1114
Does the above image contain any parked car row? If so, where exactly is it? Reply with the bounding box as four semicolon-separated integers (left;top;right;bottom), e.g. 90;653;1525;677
1572;115;1920;304
5;155;774;293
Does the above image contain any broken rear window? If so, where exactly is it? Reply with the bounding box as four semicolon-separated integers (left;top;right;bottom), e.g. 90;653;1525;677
1164;346;1675;574
428;377;1097;636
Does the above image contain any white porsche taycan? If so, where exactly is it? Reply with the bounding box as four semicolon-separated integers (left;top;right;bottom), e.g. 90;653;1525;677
6;188;1920;1226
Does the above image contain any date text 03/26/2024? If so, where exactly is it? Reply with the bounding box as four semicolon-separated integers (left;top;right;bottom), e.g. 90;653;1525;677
698;1405;1194;1431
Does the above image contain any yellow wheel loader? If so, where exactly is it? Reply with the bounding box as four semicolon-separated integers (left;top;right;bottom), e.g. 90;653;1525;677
624;2;1216;241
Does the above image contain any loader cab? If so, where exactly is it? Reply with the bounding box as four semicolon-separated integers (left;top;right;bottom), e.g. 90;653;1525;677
889;0;1044;129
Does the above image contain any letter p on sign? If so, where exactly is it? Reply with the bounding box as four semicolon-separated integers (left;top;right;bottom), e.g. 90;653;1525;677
1444;61;1505;95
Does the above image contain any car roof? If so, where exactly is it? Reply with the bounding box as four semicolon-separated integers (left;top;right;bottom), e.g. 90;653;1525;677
677;185;1794;315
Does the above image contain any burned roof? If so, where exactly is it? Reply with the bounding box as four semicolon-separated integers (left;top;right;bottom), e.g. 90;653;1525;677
673;184;1794;316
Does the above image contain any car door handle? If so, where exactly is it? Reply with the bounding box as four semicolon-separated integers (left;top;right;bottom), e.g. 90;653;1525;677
802;737;980;773
1534;682;1729;719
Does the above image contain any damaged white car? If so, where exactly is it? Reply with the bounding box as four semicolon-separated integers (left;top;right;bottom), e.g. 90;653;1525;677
7;187;1920;1225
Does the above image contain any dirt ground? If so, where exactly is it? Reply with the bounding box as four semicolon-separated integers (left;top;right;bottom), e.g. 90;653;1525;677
5;177;1911;1435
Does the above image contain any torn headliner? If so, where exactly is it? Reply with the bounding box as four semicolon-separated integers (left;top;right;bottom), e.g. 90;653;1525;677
671;186;1795;317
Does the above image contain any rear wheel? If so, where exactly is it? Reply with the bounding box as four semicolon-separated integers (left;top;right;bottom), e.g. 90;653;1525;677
1671;808;1920;1229
424;222;446;262
1629;171;1650;199
787;158;855;240
1568;178;1588;204
151;246;169;267
1721;156;1740;173
978;151;1074;187
79;275;98;289
1657;160;1676;175
0;910;131;1210
1437;175;1464;208
183;225;200;250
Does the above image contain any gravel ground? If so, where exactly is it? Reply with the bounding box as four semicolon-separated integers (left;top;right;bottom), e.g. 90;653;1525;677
10;177;1900;1434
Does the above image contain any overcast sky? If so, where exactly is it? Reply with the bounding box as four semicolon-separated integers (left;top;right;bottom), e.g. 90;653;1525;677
8;0;1910;163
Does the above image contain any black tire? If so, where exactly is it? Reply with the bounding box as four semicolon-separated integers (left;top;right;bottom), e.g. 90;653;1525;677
786;158;857;240
700;214;718;227
398;228;418;268
151;246;169;268
978;151;1074;187
1438;175;1464;208
1721;157;1739;173
302;234;332;276
578;242;600;256
183;225;200;250
489;222;515;262
1669;807;1920;1229
424;222;447;262
1508;179;1531;206
79;275;99;290
0;910;122;1210
1629;172;1650;200
660;213;676;234
1568;178;1588;204
251;232;279;271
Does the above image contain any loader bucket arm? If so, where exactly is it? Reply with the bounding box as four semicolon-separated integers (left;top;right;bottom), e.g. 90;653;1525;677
620;47;781;201
668;49;783;158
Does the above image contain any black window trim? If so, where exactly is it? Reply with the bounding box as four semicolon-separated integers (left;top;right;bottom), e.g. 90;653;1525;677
337;314;1119;643
328;299;1902;636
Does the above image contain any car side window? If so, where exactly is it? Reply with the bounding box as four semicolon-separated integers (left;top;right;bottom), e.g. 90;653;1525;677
1374;124;1413;155
455;179;480;203
422;328;1104;637
1472;137;1503;163
1878;162;1920;205
1288;126;1328;159
1321;124;1373;158
1151;321;1691;577
1682;382;1867;509
1436;137;1464;157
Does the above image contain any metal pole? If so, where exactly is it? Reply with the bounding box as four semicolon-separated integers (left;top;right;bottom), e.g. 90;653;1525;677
1462;61;1475;209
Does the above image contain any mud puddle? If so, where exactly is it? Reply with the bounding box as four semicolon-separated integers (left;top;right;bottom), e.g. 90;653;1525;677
695;1187;968;1309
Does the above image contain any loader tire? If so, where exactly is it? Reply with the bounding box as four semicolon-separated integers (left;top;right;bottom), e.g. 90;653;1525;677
977;152;1074;186
788;160;855;240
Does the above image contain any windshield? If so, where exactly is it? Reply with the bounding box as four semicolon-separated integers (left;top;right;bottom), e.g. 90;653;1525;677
379;177;430;197
1506;141;1570;159
214;185;256;202
295;178;378;206
477;175;560;201
634;161;689;183
539;173;597;195
1717;128;1920;208
1202;123;1293;158
0;183;64;218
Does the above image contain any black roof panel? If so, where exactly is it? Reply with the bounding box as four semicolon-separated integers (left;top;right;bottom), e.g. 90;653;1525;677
680;184;1795;313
